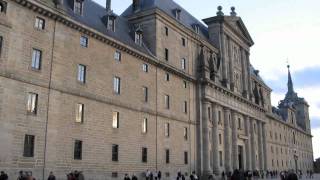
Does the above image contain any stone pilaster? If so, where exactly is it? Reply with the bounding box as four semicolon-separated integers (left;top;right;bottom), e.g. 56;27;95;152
212;104;220;175
246;52;253;101
231;111;238;170
228;37;235;91
244;116;252;171
250;118;257;170
262;123;268;170
257;121;264;170
223;107;232;173
241;48;248;97
221;31;229;87
202;101;212;177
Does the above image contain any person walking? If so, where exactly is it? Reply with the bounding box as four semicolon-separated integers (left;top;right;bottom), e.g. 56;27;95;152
132;174;138;180
124;174;131;180
157;171;162;180
47;172;56;180
0;171;8;180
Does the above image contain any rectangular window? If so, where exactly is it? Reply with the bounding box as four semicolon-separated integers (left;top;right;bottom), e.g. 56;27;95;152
113;76;121;94
74;0;83;15
143;87;148;102
34;17;45;30
183;81;187;89
114;51;121;61
77;64;86;83
165;149;170;164
219;134;222;145
135;32;142;45
218;111;221;124
74;140;82;160
31;49;42;70
165;123;170;137
181;58;186;70
165;27;168;36
112;111;119;129
165;73;170;81
23;135;35;157
107;17;115;32
164;95;170;109
142;147;147;163
219;151;223;166
184;127;188;140
112;144;119;162
165;48;169;61
27;93;38;114
0;36;3;57
80;36;88;48
183;101;188;114
238;118;241;130
182;38;186;46
142;118;147;133
142;63;148;72
75;103;84;123
0;1;7;14
184;151;188;164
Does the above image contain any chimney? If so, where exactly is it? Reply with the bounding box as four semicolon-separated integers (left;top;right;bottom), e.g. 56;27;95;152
106;0;111;12
132;0;140;12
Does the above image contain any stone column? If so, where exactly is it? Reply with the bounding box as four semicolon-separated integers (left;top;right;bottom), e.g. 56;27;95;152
220;30;228;87
257;121;264;170
231;111;238;170
244;116;252;171
246;52;252;101
223;108;232;173
241;48;248;97
212;104;220;176
250;118;257;170
228;38;235;91
202;101;212;177
262;123;268;170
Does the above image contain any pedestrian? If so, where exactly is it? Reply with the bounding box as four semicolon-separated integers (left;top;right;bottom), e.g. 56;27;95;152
47;172;55;180
221;171;225;180
285;172;298;180
231;169;240;180
132;174;138;180
124;174;131;180
157;171;162;180
0;171;8;180
146;170;151;180
176;172;182;180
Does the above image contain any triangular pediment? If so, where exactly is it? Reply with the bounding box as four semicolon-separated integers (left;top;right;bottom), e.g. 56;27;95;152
225;17;254;46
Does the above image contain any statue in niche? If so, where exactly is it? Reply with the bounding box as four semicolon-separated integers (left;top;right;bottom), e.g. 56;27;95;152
253;83;260;105
208;53;221;80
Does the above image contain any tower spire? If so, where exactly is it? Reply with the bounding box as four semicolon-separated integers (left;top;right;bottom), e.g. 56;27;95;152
287;64;294;94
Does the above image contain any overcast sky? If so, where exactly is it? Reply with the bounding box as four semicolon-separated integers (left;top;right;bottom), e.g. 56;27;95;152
94;0;320;159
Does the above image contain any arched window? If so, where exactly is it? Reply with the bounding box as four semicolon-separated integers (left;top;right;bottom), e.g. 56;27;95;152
0;1;7;14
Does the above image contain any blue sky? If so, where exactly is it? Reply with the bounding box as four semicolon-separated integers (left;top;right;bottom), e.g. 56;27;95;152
94;0;320;159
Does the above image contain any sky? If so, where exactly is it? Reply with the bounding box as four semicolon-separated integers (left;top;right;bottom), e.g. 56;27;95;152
94;0;320;159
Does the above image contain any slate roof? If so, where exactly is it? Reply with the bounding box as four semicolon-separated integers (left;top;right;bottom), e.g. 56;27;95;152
61;0;152;56
121;0;210;40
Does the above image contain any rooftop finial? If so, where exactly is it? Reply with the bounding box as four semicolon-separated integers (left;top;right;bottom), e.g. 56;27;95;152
230;6;237;16
217;6;224;16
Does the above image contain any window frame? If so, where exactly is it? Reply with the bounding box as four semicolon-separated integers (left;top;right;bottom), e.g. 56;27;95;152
142;147;148;163
112;144;119;162
143;86;148;103
114;51;121;61
113;76;121;95
77;64;86;83
142;118;148;134
74;140;82;160
75;103;84;123
165;123;170;137
31;48;42;70
23;134;35;157
74;0;83;15
27;92;38;115
184;151;188;164
164;95;170;109
34;17;45;30
142;63;148;72
80;35;88;48
165;149;170;164
181;58;186;70
112;111;119;129
165;48;169;61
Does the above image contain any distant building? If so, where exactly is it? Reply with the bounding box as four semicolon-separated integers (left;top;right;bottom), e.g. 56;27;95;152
0;0;314;179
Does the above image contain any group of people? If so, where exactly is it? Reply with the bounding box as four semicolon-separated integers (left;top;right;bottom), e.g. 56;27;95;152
17;171;36;180
66;171;84;180
0;171;8;180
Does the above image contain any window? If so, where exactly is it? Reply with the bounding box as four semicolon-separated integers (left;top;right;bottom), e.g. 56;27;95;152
184;151;188;164
194;25;200;34
181;58;186;70
142;118;147;133
114;51;121;61
0;36;2;57
183;81;187;89
219;134;222;145
182;38;186;46
165;27;168;36
27;93;38;114
112;144;119;161
74;140;82;160
142;147;147;163
31;49;42;70
75;103;84;123
238;118;241;130
80;36;88;48
113;76;121;94
112;111;119;129
142;63;148;72
23;135;35;157
143;87;148;102
165;48;169;61
164;95;170;109
218;111;222;125
111;172;118;178
74;0;83;15
163;73;170;82
107;16;115;32
165;123;170;137
0;1;7;14
165;149;170;164
183;101;188;113
77;64;86;83
34;17;45;30
208;107;211;121
174;9;181;20
219;151;223;166
135;31;143;45
184;127;188;140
